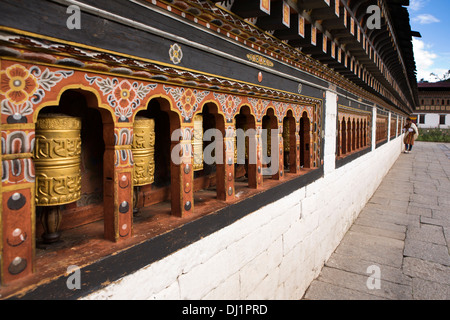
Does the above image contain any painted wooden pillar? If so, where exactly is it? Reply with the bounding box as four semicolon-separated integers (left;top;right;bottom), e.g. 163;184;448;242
342;120;345;155
257;126;263;187
309;119;314;168
337;120;341;157
347;119;352;153
248;124;262;189
171;125;194;217
217;122;235;201
294;129;301;173
273;125;284;180
1;123;35;284
288;118;300;174
103;123;134;242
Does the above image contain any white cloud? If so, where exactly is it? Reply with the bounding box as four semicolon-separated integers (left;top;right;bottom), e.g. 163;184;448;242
409;0;428;12
412;14;440;24
413;38;439;81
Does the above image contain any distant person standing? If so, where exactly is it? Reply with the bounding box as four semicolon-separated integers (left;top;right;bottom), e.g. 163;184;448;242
402;117;419;153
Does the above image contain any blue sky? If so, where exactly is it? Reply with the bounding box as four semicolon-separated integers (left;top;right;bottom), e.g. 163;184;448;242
409;0;450;82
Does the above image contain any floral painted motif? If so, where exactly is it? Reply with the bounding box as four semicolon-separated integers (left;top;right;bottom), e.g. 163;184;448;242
294;105;313;123
273;102;289;123
169;43;183;65
0;65;39;105
164;86;209;122
86;75;157;122
114;81;137;110
29;66;74;105
214;93;241;123
0;64;74;123
248;97;270;122
181;88;196;113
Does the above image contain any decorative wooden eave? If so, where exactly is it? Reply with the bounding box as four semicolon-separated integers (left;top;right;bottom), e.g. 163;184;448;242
151;0;412;114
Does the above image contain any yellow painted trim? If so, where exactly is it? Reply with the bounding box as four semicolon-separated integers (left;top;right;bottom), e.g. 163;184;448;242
1;123;36;130
338;104;372;116
105;145;132;150
1;182;35;192
1;153;33;160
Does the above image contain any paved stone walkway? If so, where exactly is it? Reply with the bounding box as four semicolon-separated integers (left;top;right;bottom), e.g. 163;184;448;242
303;142;450;300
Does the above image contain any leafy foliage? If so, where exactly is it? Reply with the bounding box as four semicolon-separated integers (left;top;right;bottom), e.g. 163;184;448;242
416;128;450;142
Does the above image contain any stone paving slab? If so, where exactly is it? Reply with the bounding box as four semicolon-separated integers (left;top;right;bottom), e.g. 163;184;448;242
358;209;421;228
407;205;432;217
339;230;404;251
406;225;447;246
402;257;450;285
349;224;405;241
314;267;412;300
334;241;404;268
444;227;450;251
303;142;450;300
412;278;450;300
304;280;385;300
421;216;450;228
325;253;412;286
353;216;407;234
403;238;450;266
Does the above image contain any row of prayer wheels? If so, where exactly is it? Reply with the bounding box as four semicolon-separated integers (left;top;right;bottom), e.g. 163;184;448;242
32;113;204;242
34;114;205;198
33;113;290;242
234;118;291;161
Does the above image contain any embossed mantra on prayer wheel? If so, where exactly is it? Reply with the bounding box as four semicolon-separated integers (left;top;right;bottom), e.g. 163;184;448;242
266;125;272;157
34;114;82;206
34;114;82;243
192;114;203;171
283;118;290;152
132;117;155;186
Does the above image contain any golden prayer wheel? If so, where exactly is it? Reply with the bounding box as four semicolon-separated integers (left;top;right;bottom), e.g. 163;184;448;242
265;125;272;157
34;114;82;244
34;114;82;206
132;117;155;186
283;118;290;152
192;114;203;171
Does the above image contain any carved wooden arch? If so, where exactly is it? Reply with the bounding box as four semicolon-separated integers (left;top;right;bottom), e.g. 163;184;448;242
33;85;114;125
243;98;267;124
299;110;312;169
195;100;227;165
281;108;298;174
264;106;277;120
132;92;180;124
235;103;256;119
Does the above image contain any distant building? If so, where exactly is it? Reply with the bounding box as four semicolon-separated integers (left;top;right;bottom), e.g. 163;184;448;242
413;81;450;129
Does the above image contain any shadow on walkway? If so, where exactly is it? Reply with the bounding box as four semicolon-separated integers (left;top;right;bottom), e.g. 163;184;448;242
303;142;450;300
